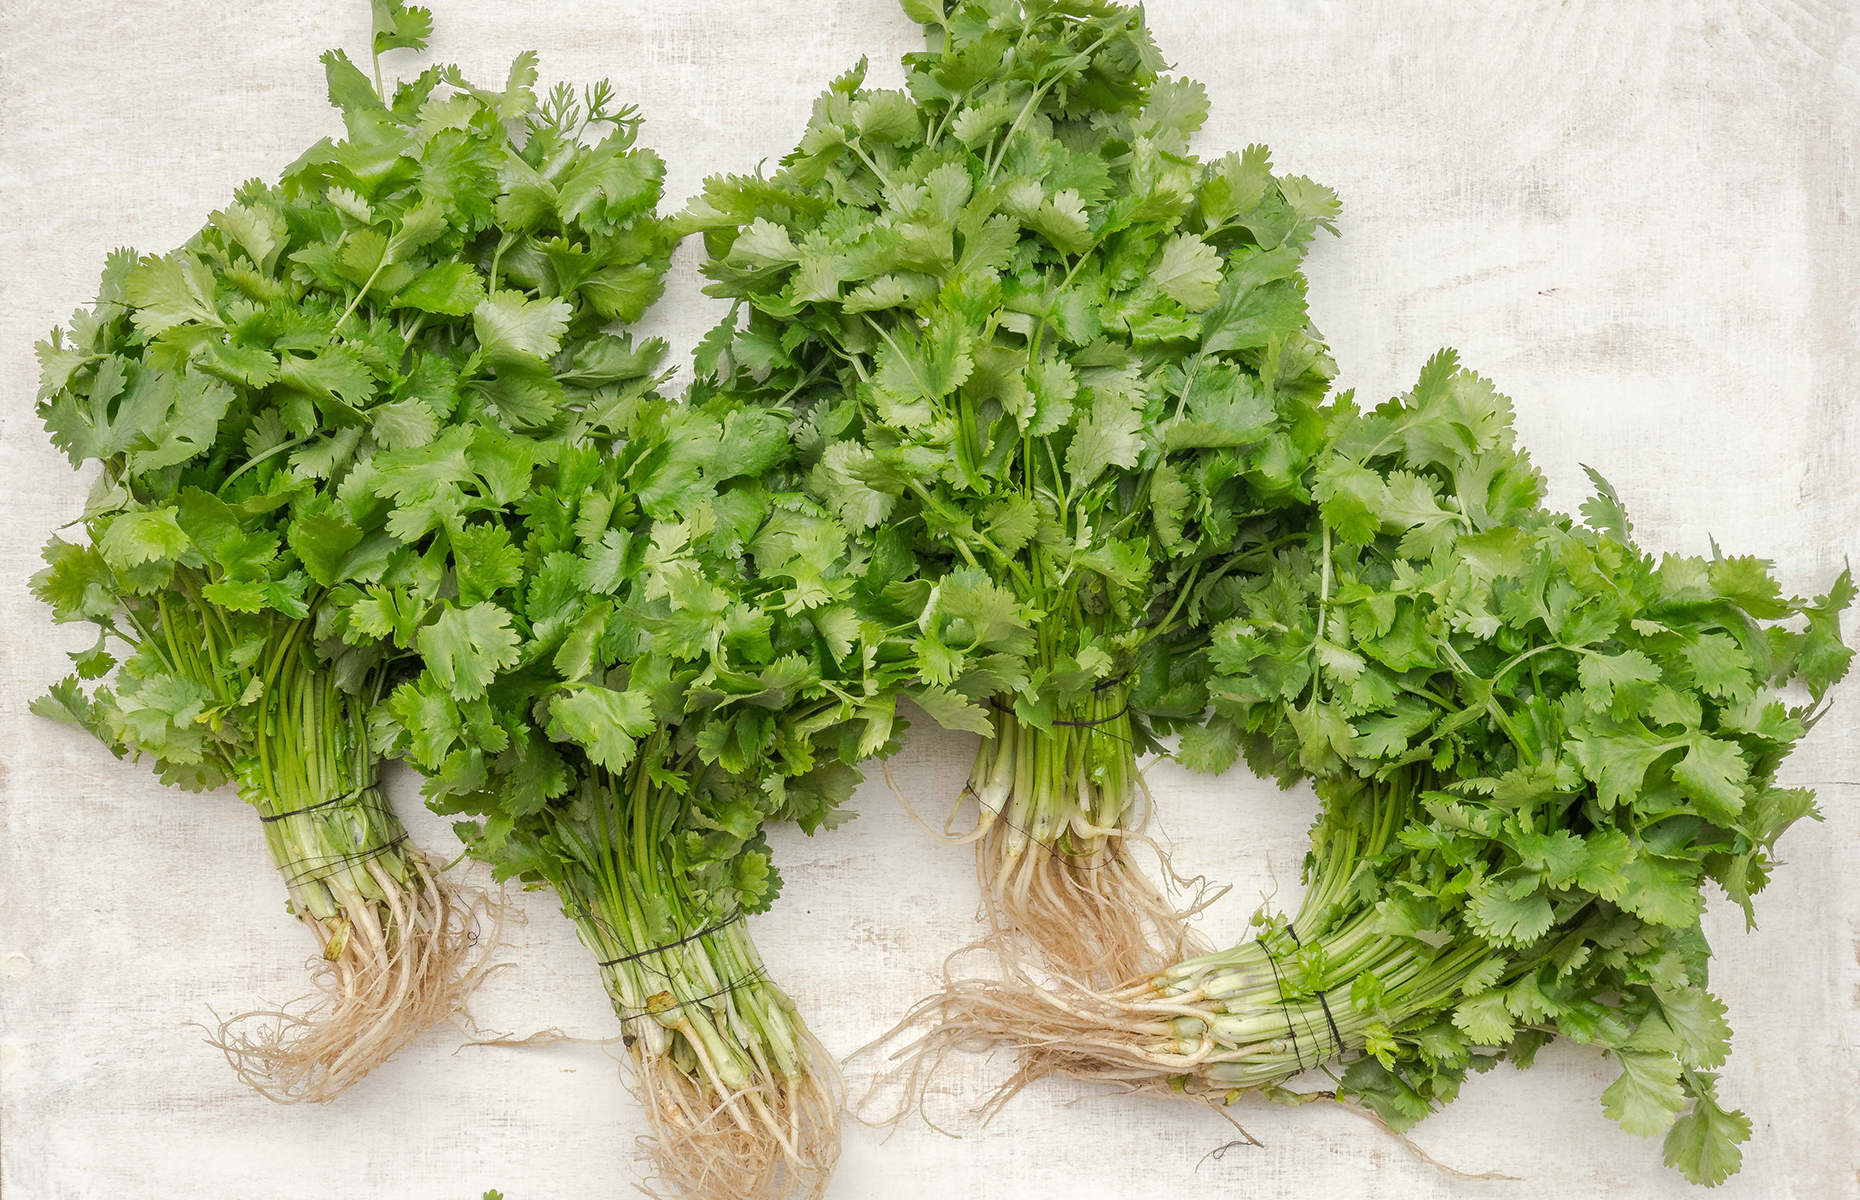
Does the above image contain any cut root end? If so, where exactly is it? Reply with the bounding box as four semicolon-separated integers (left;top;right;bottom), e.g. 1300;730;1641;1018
633;1021;842;1200
869;749;1224;1129
205;851;505;1103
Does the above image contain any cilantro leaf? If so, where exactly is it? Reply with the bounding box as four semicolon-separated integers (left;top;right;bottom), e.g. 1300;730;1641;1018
546;686;654;771
418;602;521;700
474;290;573;365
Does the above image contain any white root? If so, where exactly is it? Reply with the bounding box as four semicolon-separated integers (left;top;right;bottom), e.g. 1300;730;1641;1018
205;847;504;1103
632;1017;842;1200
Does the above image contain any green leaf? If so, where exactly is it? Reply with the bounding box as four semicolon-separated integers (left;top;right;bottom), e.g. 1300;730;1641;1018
1452;990;1516;1045
851;89;921;144
130;371;235;473
1027;188;1092;254
811;605;862;665
1177;719;1241;775
1277;174;1342;239
1568;728;1667;808
898;0;945;25
372;0;434;57
349;584;427;649
1024;356;1078;437
287;500;363;588
1662;1073;1750;1187
1199;246;1307;355
1137;77;1210;155
581;263;666;324
200;341;280;388
546;686;654;770
1514;829;1588;888
1647;686;1702;731
31;677;102;734
394;261;486;316
1287;700;1354;770
1151;233;1222;311
418;602;522;700
1793;568;1854;699
984;495;1041;553
388;677;462;769
907;685;994;735
99;508;189;569
555;146;664;235
727;218;801;270
1681;632;1754;701
452;521;523;606
1339;1056;1429;1132
278;346;377;414
1601;1052;1688;1138
1314;461;1384;545
474;289;573;365
1615;854;1702;927
873;314;971;419
1577;649;1661;707
370;398;439;450
1065;393;1142;490
1708;555;1789;619
1579;464;1633;543
934;568;1031;654
1467;878;1554;946
809;441;901;531
1671;735;1748;824
124;253;220;334
1654;987;1732;1069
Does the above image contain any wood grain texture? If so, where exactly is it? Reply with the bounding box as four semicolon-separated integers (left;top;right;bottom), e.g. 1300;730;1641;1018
1;2;1854;1197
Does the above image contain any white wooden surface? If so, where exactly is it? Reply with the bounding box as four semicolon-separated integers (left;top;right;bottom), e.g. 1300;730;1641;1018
3;2;1857;1197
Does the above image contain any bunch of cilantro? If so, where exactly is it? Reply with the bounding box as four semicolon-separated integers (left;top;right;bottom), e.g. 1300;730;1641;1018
388;381;920;1199
901;352;1854;1186
684;0;1341;980
28;4;678;1102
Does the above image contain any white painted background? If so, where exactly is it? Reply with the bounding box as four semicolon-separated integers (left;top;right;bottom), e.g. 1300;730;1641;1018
2;2;1856;1197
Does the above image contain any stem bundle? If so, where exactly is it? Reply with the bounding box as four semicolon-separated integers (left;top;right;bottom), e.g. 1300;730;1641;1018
207;645;497;1102
957;692;1200;982
524;763;839;1200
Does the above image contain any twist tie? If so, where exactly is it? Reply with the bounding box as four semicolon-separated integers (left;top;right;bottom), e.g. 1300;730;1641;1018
258;786;374;824
597;910;746;969
611;966;769;1022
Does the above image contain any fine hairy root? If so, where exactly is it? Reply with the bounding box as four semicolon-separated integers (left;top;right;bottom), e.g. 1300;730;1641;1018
971;806;1214;985
633;1018;843;1200
878;720;1224;1135
862;964;1511;1182
205;849;505;1103
858;950;1180;1128
889;755;1218;987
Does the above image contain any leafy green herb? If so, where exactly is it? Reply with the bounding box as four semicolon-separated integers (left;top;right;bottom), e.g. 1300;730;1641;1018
892;352;1852;1186
687;0;1339;979
29;14;675;1102
385;384;920;1193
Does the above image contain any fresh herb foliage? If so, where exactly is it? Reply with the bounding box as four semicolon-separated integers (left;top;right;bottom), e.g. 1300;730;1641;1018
686;0;1340;977
1178;353;1852;1184
388;385;920;1194
28;7;676;1101
900;353;1853;1186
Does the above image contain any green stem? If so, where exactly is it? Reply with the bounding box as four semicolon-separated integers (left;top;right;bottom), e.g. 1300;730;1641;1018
539;751;812;1113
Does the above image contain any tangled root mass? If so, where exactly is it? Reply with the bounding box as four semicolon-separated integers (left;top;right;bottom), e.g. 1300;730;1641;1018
206;849;503;1103
633;1019;842;1200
